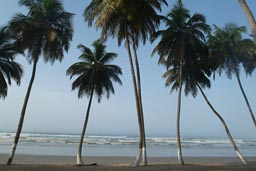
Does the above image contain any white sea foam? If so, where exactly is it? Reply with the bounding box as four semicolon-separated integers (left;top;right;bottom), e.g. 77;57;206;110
0;132;255;146
0;131;255;157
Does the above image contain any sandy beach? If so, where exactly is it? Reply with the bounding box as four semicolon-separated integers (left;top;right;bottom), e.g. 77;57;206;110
0;154;255;171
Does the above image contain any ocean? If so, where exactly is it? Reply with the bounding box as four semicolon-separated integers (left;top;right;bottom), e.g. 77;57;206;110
0;132;255;157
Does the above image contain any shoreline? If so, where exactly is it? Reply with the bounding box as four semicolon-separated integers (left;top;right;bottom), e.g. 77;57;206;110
0;154;255;171
1;154;256;164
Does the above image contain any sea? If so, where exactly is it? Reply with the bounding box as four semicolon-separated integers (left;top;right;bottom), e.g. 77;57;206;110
0;132;255;157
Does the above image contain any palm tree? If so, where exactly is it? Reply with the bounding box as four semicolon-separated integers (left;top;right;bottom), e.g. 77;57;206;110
208;23;256;128
0;27;23;98
84;0;167;166
66;39;122;165
161;49;248;164
238;0;256;40
6;0;73;165
151;0;210;164
197;89;248;165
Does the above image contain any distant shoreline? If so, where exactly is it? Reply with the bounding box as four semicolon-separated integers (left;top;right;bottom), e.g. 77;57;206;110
0;154;255;171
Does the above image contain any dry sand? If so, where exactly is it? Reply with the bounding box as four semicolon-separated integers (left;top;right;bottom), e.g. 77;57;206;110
0;154;255;171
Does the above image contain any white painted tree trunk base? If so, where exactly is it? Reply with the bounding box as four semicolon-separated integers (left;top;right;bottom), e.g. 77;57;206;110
177;150;184;164
142;147;147;166
76;153;84;165
235;149;248;165
131;147;147;167
131;148;142;167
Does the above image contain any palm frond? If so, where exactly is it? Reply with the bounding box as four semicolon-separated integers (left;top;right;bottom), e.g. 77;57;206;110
0;27;23;98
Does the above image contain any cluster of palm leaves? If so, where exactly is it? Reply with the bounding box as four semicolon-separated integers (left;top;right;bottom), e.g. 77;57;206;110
0;27;23;99
1;0;256;167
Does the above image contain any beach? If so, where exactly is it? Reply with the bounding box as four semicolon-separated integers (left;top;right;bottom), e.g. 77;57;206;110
1;133;256;170
0;154;256;171
1;132;256;157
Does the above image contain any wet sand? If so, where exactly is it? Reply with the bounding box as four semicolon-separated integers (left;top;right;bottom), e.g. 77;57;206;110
0;154;255;171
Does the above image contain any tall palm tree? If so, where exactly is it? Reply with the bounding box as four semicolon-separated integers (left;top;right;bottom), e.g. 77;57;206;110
238;0;256;40
84;0;167;166
208;23;256;128
196;88;248;165
161;48;248;164
0;27;23;98
151;0;210;164
67;39;122;165
6;0;73;165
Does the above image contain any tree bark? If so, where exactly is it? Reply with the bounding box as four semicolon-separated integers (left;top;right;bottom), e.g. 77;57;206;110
7;59;38;165
176;57;184;165
235;71;256;128
131;35;147;166
197;84;248;165
124;27;143;167
239;0;256;40
77;85;94;165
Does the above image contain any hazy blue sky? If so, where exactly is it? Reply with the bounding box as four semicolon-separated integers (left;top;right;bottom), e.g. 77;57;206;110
0;0;256;138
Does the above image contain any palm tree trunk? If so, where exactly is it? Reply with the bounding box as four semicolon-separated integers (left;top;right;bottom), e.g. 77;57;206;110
197;84;248;165
77;85;94;165
238;0;256;40
7;59;38;165
176;62;184;165
131;36;147;166
124;27;143;167
235;71;256;128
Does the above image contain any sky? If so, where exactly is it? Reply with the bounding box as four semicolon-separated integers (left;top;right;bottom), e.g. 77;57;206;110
0;0;256;139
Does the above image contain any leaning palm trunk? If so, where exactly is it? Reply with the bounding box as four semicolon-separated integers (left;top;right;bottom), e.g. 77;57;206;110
124;28;144;167
7;60;38;165
131;37;147;166
197;84;248;165
176;60;184;165
235;71;256;128
238;0;256;40
77;86;94;165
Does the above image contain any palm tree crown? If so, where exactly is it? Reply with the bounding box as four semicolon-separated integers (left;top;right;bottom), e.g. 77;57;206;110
9;0;73;63
0;27;23;98
208;23;256;78
163;55;211;97
67;39;122;102
84;0;167;46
